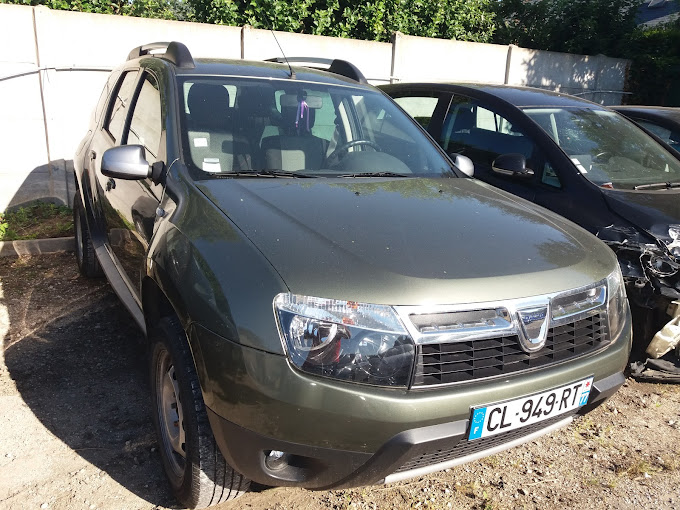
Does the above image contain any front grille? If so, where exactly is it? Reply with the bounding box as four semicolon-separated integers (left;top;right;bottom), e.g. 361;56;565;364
412;313;608;387
394;411;575;473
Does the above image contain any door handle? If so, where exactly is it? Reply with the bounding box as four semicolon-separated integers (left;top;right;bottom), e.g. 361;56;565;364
106;178;116;191
90;150;97;160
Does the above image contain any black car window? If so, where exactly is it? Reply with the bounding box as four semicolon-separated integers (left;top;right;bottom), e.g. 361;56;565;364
127;73;162;159
635;119;680;151
541;162;562;188
392;95;439;129
441;97;538;173
105;70;139;143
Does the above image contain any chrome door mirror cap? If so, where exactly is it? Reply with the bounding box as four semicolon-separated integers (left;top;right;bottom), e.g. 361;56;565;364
101;145;151;180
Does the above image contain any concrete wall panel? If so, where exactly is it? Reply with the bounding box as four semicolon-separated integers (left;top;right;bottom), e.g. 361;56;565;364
392;33;509;84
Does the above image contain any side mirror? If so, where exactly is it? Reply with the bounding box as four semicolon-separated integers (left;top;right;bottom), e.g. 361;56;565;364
101;145;151;180
492;153;534;178
451;153;474;177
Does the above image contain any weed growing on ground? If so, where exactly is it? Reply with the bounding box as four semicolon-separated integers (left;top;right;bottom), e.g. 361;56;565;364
0;202;73;241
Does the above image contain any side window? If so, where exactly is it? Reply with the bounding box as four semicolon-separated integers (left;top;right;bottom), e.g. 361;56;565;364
392;95;439;129
541;162;562;188
105;71;139;143
127;73;162;159
441;97;538;172
93;71;120;125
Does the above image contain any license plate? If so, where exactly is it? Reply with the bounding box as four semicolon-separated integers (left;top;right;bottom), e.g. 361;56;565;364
468;377;594;440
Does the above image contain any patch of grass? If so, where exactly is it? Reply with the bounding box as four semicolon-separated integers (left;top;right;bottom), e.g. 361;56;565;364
616;457;660;478
0;202;73;241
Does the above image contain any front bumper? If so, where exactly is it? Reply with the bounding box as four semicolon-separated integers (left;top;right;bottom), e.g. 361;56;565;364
207;371;624;489
194;312;631;489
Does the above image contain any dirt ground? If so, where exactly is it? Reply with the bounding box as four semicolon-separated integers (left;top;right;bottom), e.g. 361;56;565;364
1;253;679;510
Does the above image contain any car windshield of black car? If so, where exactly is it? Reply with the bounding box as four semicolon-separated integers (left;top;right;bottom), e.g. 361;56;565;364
523;107;680;190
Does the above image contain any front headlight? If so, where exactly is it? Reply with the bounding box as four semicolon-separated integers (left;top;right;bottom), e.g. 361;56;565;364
274;293;415;387
606;266;628;339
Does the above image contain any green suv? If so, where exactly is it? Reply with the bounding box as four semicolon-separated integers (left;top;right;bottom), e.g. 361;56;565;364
73;42;632;508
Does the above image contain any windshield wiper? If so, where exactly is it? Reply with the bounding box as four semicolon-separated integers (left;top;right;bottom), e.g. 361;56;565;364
634;181;680;190
213;170;316;178
338;172;412;178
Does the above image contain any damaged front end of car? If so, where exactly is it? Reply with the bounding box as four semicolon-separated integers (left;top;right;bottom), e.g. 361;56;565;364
598;224;680;380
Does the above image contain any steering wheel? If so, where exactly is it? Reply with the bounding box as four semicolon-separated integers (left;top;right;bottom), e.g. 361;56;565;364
592;151;611;164
324;140;382;167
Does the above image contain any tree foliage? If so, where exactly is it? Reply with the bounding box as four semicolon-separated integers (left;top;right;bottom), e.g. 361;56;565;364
2;0;497;43
2;0;191;19
190;0;497;42
626;17;680;105
493;0;640;56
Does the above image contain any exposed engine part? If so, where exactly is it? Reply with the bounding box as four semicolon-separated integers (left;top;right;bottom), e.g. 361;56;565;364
599;229;680;381
646;301;680;359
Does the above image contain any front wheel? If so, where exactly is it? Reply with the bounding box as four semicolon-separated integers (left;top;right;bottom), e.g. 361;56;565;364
149;317;250;508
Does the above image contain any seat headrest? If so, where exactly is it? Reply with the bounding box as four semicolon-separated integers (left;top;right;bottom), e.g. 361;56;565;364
187;84;231;130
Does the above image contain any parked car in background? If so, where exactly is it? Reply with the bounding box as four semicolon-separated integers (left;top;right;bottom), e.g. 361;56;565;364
611;105;680;153
74;45;631;508
381;83;680;374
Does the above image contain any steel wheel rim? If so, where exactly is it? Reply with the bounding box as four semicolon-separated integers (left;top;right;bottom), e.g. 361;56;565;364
156;348;186;478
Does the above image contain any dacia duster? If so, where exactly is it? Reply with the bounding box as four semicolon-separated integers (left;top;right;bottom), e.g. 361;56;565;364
73;42;632;508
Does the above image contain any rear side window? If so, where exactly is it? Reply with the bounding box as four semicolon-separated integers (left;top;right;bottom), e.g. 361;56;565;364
127;73;162;159
105;71;139;142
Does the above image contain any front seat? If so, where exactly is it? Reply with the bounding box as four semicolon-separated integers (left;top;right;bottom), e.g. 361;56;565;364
186;83;251;173
261;95;327;171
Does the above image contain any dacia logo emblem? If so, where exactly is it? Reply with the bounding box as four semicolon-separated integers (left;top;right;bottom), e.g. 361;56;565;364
516;304;550;353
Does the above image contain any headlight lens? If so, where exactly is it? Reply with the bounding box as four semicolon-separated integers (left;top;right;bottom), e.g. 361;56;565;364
606;266;628;339
274;293;415;387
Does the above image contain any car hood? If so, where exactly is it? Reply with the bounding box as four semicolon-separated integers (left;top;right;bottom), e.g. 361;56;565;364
196;177;615;306
603;189;680;241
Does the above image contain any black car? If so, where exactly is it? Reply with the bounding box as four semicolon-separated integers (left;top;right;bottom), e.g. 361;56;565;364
380;83;680;369
611;105;680;153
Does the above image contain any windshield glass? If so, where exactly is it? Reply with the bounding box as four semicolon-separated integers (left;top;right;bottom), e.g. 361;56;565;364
522;107;680;190
177;76;454;178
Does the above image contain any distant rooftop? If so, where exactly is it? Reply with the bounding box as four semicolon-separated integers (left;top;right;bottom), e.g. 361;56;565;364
637;0;680;27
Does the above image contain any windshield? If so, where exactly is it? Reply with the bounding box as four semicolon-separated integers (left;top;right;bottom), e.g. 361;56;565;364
177;76;454;178
522;107;680;190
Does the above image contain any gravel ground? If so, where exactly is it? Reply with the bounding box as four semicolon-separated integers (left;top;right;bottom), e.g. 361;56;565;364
1;253;679;510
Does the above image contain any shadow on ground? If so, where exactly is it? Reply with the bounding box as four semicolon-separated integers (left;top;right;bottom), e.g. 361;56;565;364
1;254;176;508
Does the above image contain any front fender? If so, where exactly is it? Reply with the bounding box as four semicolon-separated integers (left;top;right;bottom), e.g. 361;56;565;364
147;187;289;356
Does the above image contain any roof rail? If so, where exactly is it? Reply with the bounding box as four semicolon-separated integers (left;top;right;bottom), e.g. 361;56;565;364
127;41;195;69
265;57;367;84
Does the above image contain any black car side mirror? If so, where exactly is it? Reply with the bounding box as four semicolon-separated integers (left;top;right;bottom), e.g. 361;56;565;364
492;153;534;178
101;145;152;180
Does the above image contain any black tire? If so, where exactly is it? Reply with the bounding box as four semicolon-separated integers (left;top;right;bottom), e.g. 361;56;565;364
149;316;250;508
73;194;103;278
